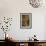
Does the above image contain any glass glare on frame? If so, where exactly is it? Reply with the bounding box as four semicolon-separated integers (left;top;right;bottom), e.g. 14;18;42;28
29;0;45;8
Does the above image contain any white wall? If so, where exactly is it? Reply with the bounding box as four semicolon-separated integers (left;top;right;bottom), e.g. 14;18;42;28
0;0;46;40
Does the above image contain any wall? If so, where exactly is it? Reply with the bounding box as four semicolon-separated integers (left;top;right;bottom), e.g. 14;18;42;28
0;0;46;40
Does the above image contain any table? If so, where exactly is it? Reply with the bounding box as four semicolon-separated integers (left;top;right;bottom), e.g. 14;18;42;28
5;39;46;46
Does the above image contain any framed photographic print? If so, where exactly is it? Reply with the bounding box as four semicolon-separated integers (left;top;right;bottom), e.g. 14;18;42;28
20;13;32;29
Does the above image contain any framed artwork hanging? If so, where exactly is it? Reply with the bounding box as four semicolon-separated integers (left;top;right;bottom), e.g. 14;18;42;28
20;13;32;29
